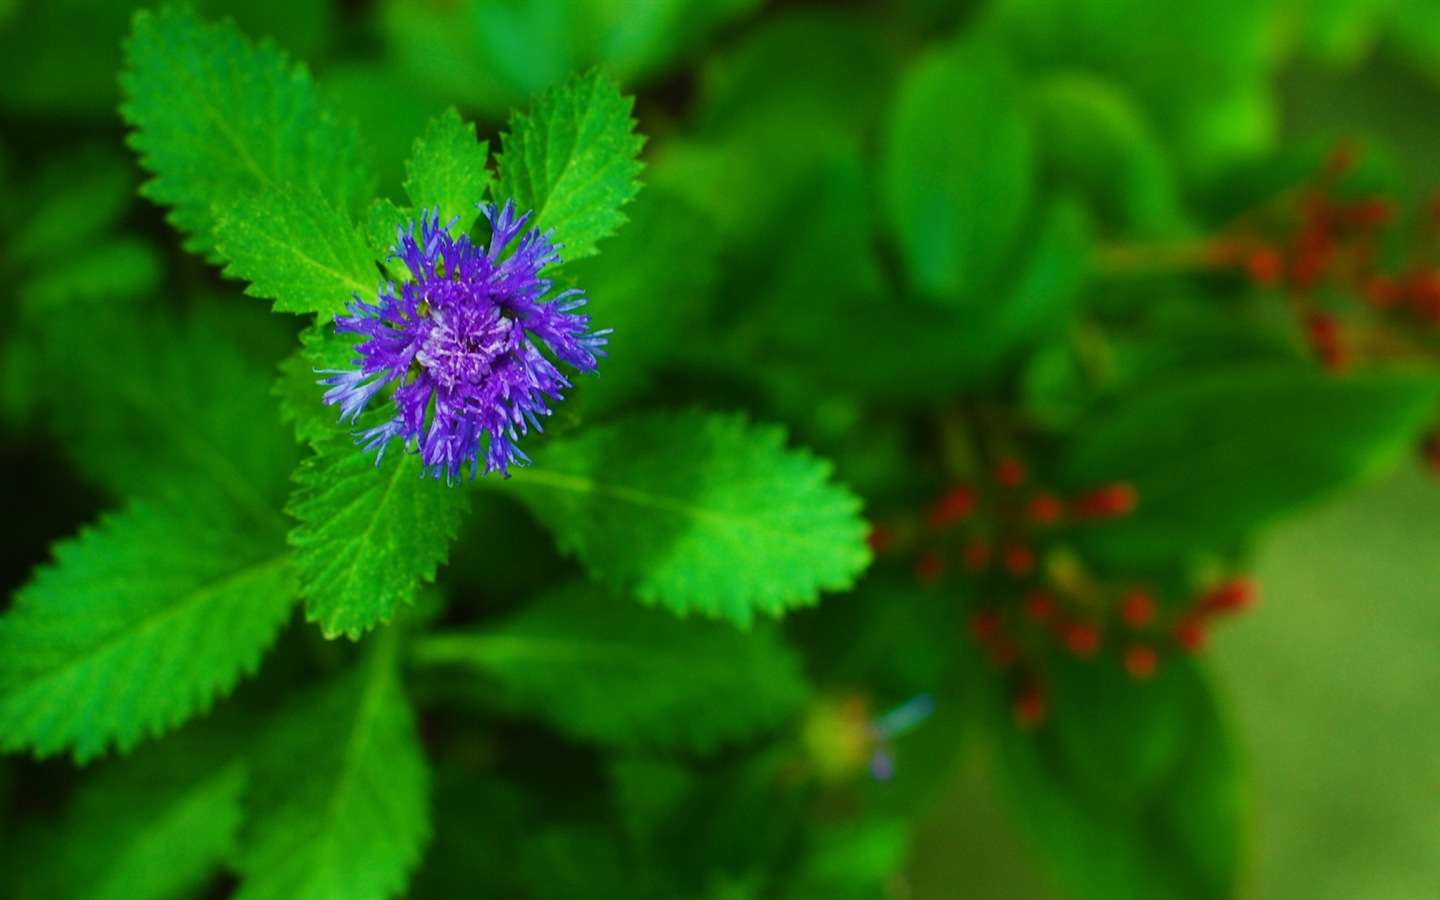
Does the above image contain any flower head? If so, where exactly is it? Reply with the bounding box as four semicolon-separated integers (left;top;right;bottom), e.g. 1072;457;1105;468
321;200;607;481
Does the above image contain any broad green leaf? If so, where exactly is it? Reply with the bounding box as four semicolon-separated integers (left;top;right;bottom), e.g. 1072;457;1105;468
275;324;356;447
495;69;645;262
30;303;297;525
16;742;246;900
882;37;1034;303
506;410;870;624
215;187;378;317
120;7;369;259
287;430;471;640
1059;368;1440;568
0;501;295;762
236;632;430;900
403;107;492;235
989;654;1241;900
412;582;809;749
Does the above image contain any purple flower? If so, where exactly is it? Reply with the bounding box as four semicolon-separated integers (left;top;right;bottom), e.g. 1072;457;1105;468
321;200;608;482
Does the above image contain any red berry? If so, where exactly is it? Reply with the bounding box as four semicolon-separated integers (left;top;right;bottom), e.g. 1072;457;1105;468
1013;685;1047;730
1175;618;1208;653
1063;622;1102;658
1124;645;1159;680
1003;543;1035;578
994;457;1027;488
866;524;896;555
926;485;975;530
1246;247;1283;286
1346;198;1394;228
915;552;944;585
963;539;991;574
1363;275;1401;309
1305;313;1340;347
1072;483;1138;519
1027;492;1064;525
1199;578;1258;615
1023;591;1056;623
969;610;1002;642
1119;591;1156;628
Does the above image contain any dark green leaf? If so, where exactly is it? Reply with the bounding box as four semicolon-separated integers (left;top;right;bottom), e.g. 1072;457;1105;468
412;581;809;749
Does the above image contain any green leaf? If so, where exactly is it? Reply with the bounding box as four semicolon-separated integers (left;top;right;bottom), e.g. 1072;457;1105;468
31;303;297;525
404;107;492;235
988;654;1241;900
235;632;430;900
1059;368;1440;568
0;501;295;762
495;69;645;262
16;743;246;900
120;7;369;259
506;410;870;624
412;581;810;749
214;187;378;317
286;430;471;640
882;37;1035;303
19;239;161;313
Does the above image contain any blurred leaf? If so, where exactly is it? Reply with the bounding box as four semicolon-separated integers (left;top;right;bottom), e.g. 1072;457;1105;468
378;0;759;115
20;239;161;313
990;654;1241;900
496;69;645;263
507;409;870;624
1292;0;1389;67
322;63;445;201
780;820;911;900
412;581;809;749
565;185;720;414
0;501;294;762
286;430;471;640
216;187;378;317
882;37;1034;303
121;7;370;260
1033;73;1188;236
403;108;492;236
1060;368;1440;568
7;148;134;267
236;633;430;900
0;0;132;117
17;745;246;900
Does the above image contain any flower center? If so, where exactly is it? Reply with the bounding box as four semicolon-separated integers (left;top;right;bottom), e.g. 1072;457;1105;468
414;307;519;391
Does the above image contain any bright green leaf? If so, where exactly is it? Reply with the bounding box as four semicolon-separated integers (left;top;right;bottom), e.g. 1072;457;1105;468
404;107;492;235
0;501;295;762
235;632;430;900
495;69;645;262
412;581;810;749
287;430;471;640
120;7;369;259
506;410;870;624
215;187;378;317
882;37;1034;303
1060;368;1440;568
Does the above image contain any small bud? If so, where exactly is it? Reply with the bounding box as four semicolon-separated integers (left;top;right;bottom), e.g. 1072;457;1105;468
994;457;1027;488
1072;483;1138;519
1198;577;1258;615
1023;590;1056;623
926;485;975;530
1246;247;1283;286
1175;618;1208;654
1013;684;1047;730
1003;543;1035;577
1027;492;1064;525
1063;622;1102;658
1124;645;1159;680
963;539;991;574
915;552;944;585
1119;590;1156;628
